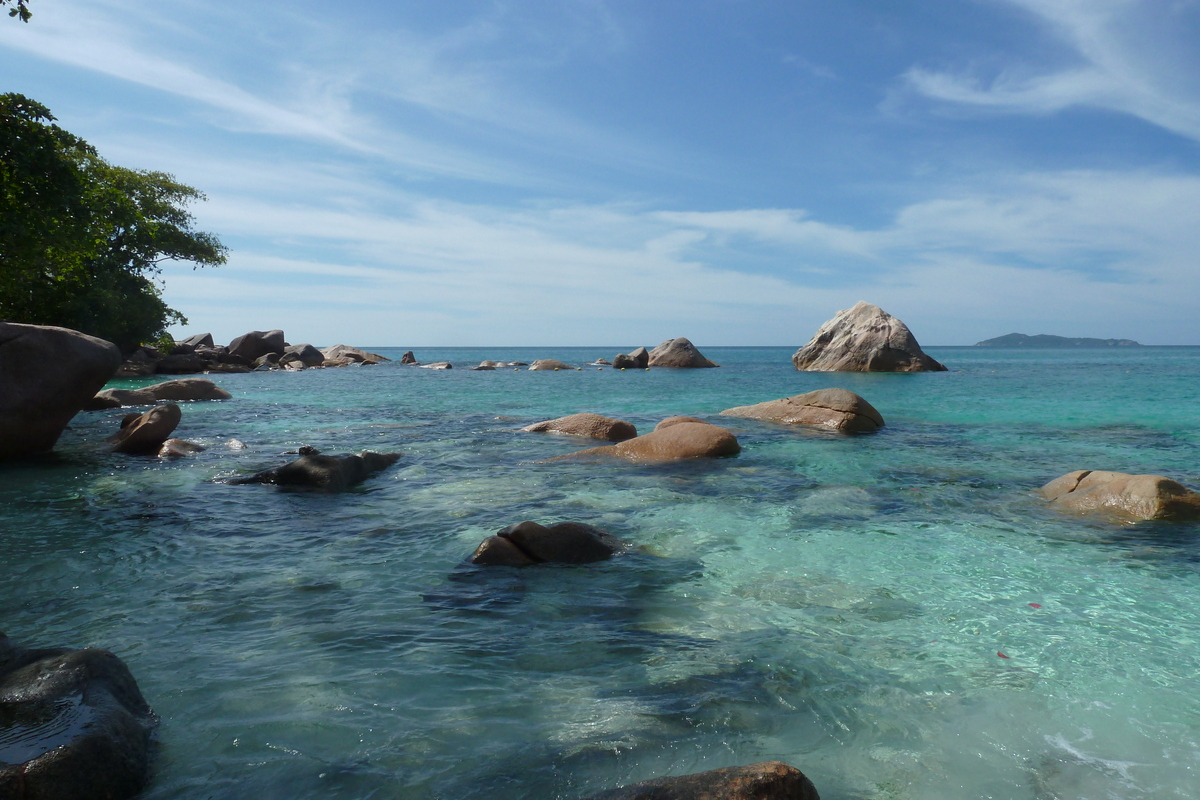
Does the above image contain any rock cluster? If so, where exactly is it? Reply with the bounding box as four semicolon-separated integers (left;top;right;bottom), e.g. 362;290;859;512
0;322;121;460
1041;470;1200;521
0;632;157;800
721;388;884;433
792;302;946;372
523;413;638;441
470;521;627;566
584;761;819;800
113;330;391;376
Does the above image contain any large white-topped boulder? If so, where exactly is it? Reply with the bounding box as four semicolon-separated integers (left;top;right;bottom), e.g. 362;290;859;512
792;302;946;372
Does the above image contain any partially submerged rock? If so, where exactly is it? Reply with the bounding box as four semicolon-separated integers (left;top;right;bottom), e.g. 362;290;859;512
420;361;453;370
108;404;182;454
0;632;157;800
1041;470;1200;521
470;521;627;566
523;413;637;442
529;359;578;371
400;350;418;365
284;343;325;367
0;322;121;460
648;337;718;368
229;450;401;491
88;378;232;409
792;302;946;372
721;388;884;432
158;438;205;458
563;420;740;462
584;761;819;800
654;416;709;431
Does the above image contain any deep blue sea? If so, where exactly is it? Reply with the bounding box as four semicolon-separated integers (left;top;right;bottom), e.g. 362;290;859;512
4;346;1200;799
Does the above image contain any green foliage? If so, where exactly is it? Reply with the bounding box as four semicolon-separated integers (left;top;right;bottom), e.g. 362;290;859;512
2;0;31;23
0;93;226;351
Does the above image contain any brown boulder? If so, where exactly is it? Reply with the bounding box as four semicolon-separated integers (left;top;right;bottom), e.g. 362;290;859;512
108;404;182;454
792;302;946;372
470;521;627;566
654;416;709;431
1041;470;1200;521
144;377;231;402
529;359;578;371
721;388;884;432
284;343;326;367
523;413;637;442
648;337;718;368
565;421;740;462
319;344;390;364
0;633;157;800
400;350;418;364
0;322;121;460
584;761;819;800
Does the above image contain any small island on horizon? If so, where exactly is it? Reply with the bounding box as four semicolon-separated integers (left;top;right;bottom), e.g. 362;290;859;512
975;333;1142;347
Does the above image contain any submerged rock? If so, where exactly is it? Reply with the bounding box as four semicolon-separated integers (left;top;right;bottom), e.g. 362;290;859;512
229;450;401;491
523;413;637;442
108;404;182;455
562;420;740;462
1041;470;1200;521
0;632;157;800
584;761;819;800
470;520;627;566
647;337;718;368
0;322;121;460
721;388;884;432
792;302;946;372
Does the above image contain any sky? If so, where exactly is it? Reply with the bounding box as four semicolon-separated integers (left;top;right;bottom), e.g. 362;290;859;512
2;0;1199;346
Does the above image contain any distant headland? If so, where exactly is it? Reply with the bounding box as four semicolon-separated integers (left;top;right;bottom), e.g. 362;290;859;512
975;333;1142;347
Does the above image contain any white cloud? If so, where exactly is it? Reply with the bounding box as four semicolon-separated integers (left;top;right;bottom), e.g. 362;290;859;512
902;0;1200;142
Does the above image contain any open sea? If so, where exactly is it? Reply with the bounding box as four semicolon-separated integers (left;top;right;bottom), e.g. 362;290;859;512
3;345;1200;800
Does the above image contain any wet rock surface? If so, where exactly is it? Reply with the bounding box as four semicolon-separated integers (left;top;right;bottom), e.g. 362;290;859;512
721;388;884;432
108;404;182;455
792;302;946;372
1041;470;1200;521
470;521;628;566
0;632;157;800
229;450;402;491
522;413;637;442
583;761;819;800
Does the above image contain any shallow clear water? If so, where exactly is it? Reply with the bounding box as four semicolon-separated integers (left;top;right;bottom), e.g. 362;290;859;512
3;346;1199;799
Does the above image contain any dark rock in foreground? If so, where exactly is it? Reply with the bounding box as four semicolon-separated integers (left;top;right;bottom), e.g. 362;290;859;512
975;333;1141;347
229;450;401;491
0;322;121;460
561;420;740;462
1041;470;1200;521
792;302;946;372
584;761;819;800
0;632;157;800
470;521;627;566
721;388;884;432
648;337;718;368
523;413;637;441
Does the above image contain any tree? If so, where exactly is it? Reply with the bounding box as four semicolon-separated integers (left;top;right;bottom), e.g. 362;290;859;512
2;1;32;23
0;93;226;351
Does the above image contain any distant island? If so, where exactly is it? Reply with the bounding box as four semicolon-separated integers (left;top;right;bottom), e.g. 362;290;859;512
975;333;1142;347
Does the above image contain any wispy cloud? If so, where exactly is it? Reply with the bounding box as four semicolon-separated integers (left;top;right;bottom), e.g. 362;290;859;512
902;0;1200;142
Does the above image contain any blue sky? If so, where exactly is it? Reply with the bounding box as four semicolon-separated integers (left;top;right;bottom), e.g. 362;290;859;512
3;0;1198;346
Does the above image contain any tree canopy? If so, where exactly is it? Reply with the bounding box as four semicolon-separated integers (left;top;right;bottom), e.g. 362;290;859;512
0;93;226;351
2;0;31;23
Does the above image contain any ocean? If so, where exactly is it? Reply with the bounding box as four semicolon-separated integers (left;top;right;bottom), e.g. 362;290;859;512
3;345;1199;799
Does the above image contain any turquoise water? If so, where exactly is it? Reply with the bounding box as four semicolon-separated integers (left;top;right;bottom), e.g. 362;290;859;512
3;346;1200;799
